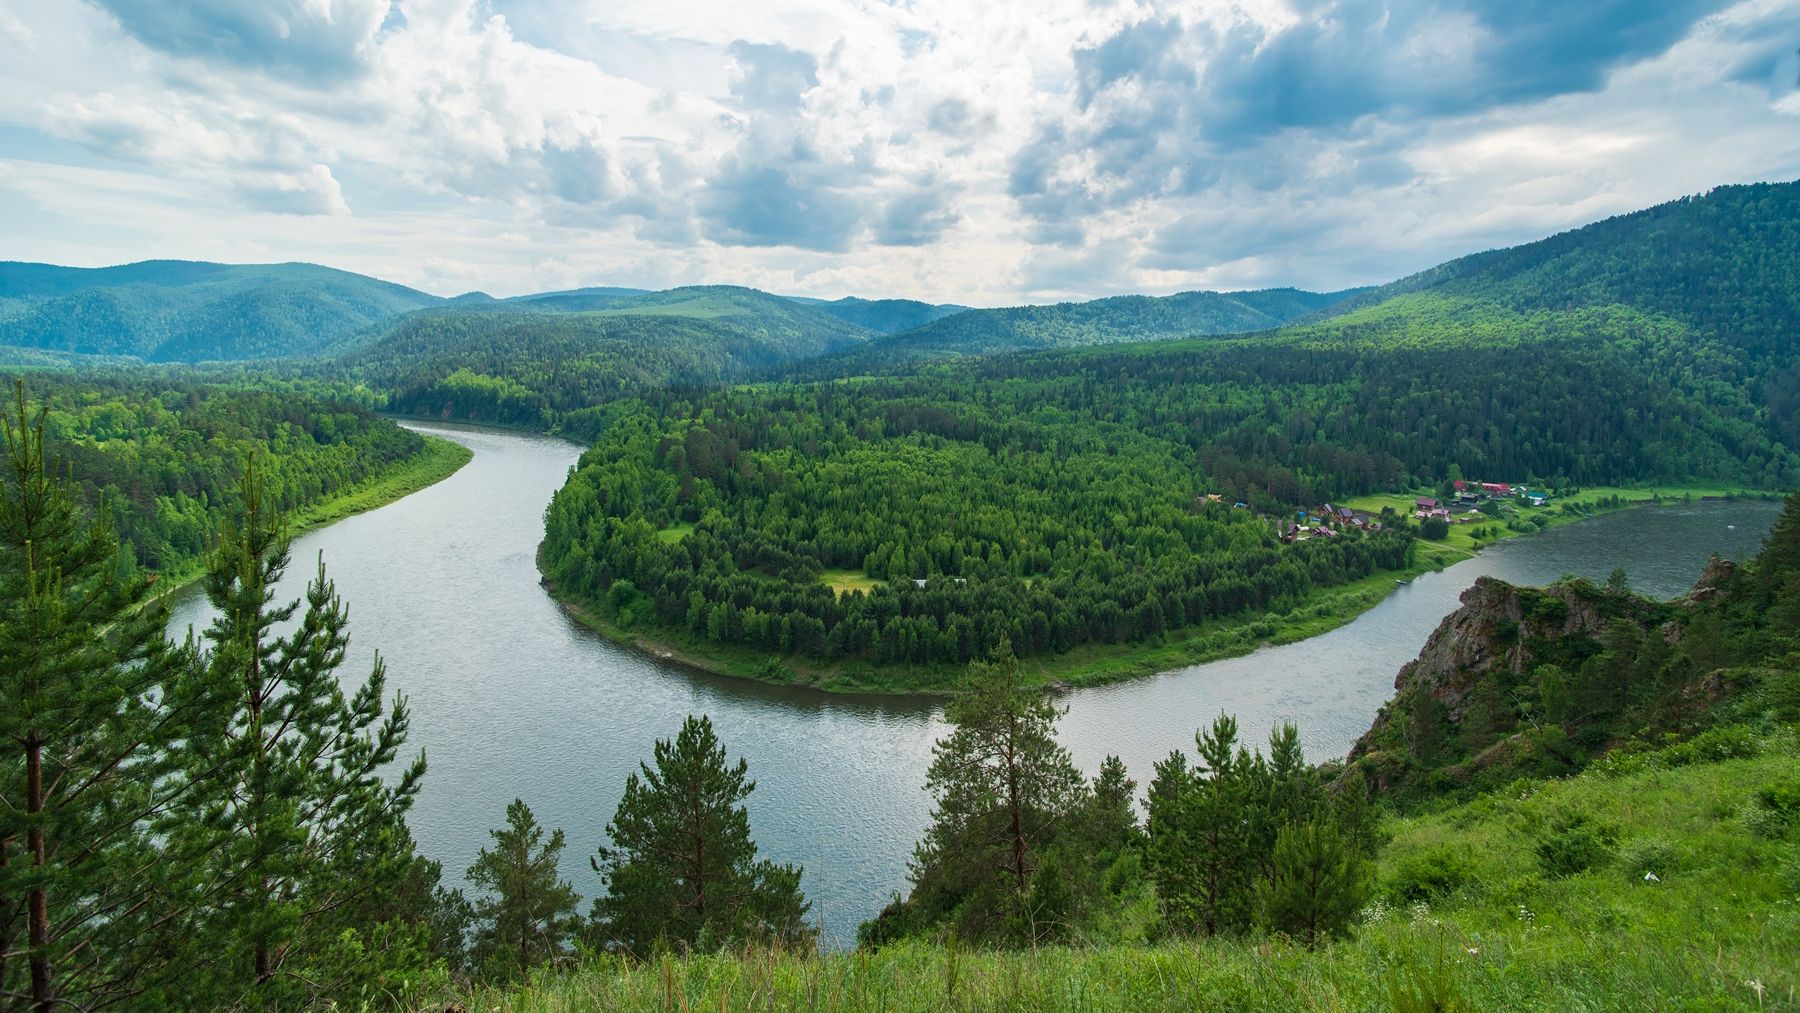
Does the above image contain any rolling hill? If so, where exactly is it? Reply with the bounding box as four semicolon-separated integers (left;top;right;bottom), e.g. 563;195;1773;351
806;286;1364;375
794;296;968;333
0;260;444;361
342;286;876;437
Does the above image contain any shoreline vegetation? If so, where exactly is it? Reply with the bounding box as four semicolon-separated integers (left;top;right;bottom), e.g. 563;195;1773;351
150;433;471;598
539;481;1777;696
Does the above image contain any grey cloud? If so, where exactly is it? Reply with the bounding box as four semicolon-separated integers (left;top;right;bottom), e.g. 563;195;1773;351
1008;1;1730;241
727;40;819;111
875;186;960;246
699;158;861;251
88;0;388;84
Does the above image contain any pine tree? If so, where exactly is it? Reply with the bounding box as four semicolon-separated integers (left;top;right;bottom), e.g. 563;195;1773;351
1256;818;1369;947
0;382;197;1010
907;641;1085;944
467;799;580;979
592;715;811;956
173;461;426;1005
1147;713;1259;937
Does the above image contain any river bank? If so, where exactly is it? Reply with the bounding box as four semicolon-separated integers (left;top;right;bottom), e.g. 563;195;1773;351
151;432;471;595
535;485;1779;696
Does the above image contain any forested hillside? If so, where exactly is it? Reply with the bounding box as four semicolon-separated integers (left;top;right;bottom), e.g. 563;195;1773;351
5;373;464;578
796;296;967;333
344;287;874;438
807;287;1360;374
0;260;441;361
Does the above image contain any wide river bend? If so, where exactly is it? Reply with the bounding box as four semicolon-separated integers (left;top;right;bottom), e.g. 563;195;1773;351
165;423;1781;949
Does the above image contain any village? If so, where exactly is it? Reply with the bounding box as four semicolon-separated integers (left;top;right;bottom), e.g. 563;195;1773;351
1267;479;1553;544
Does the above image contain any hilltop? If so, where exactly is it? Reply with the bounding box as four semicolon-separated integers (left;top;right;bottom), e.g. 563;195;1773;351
0;260;442;361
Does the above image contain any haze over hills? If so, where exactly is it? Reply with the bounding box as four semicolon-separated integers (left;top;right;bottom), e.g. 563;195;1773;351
806;286;1368;375
0;260;444;362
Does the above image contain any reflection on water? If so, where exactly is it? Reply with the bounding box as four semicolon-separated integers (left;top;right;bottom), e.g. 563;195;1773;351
165;423;1780;948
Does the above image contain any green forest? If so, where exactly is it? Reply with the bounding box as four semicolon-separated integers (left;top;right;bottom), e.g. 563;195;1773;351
540;385;1416;684
0;373;463;580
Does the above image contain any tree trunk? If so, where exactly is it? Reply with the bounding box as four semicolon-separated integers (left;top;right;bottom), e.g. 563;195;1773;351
27;736;53;1011
1006;715;1027;897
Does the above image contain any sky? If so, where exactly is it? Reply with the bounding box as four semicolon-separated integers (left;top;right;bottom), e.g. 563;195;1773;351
0;0;1797;304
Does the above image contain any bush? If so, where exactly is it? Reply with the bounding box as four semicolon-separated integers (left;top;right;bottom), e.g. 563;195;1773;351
1616;836;1679;881
1741;779;1800;839
1535;815;1616;878
1660;725;1760;767
1766;670;1800;724
1386;847;1475;903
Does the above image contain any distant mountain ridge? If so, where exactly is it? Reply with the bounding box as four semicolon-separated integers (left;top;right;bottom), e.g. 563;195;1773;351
805;286;1367;375
0;260;443;362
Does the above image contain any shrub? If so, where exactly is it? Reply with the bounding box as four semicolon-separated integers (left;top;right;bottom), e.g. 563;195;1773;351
1661;725;1760;767
1616;836;1679;881
1741;779;1800;839
1535;815;1616;878
1766;670;1800;724
1386;847;1476;903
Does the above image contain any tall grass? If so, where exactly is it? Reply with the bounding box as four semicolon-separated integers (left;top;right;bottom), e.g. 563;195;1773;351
441;731;1800;1012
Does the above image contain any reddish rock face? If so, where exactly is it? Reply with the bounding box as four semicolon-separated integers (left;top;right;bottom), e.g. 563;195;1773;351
1349;574;1673;763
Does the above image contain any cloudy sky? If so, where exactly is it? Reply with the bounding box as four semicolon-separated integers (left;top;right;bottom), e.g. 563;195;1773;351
1;0;1797;303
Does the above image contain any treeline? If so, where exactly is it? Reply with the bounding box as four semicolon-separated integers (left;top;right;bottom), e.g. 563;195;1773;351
541;389;1416;672
807;287;1350;375
862;646;1376;950
340;288;872;440
3;372;432;576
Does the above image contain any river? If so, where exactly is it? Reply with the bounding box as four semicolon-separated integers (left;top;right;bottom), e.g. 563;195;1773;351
163;423;1782;949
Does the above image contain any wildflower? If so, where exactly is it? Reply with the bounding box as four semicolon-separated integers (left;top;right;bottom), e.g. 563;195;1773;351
1467;947;1480;957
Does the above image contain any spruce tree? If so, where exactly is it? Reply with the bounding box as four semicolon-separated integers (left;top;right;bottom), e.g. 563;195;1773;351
592;715;811;956
907;641;1084;944
0;382;197;1010
467;799;579;979
1256;818;1369;947
173;461;426;1005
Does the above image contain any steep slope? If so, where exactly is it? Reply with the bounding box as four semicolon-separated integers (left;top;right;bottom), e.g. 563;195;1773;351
809;287;1362;374
0;260;443;361
1319;181;1800;360
1351;492;1800;801
344;286;874;437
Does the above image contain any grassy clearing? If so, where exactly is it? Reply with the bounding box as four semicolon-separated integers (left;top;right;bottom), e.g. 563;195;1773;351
151;434;471;594
820;568;884;594
443;730;1800;1011
655;523;695;545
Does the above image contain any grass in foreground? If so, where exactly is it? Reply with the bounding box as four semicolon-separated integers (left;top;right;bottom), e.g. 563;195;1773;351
442;730;1800;1011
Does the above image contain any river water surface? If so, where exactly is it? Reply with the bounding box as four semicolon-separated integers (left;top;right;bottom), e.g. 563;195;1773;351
164;423;1781;948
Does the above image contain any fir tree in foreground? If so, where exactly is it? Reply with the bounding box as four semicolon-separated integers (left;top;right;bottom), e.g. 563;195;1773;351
0;383;197;1010
592;715;813;956
1147;716;1369;945
168;460;440;1006
467;799;580;979
864;641;1095;947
